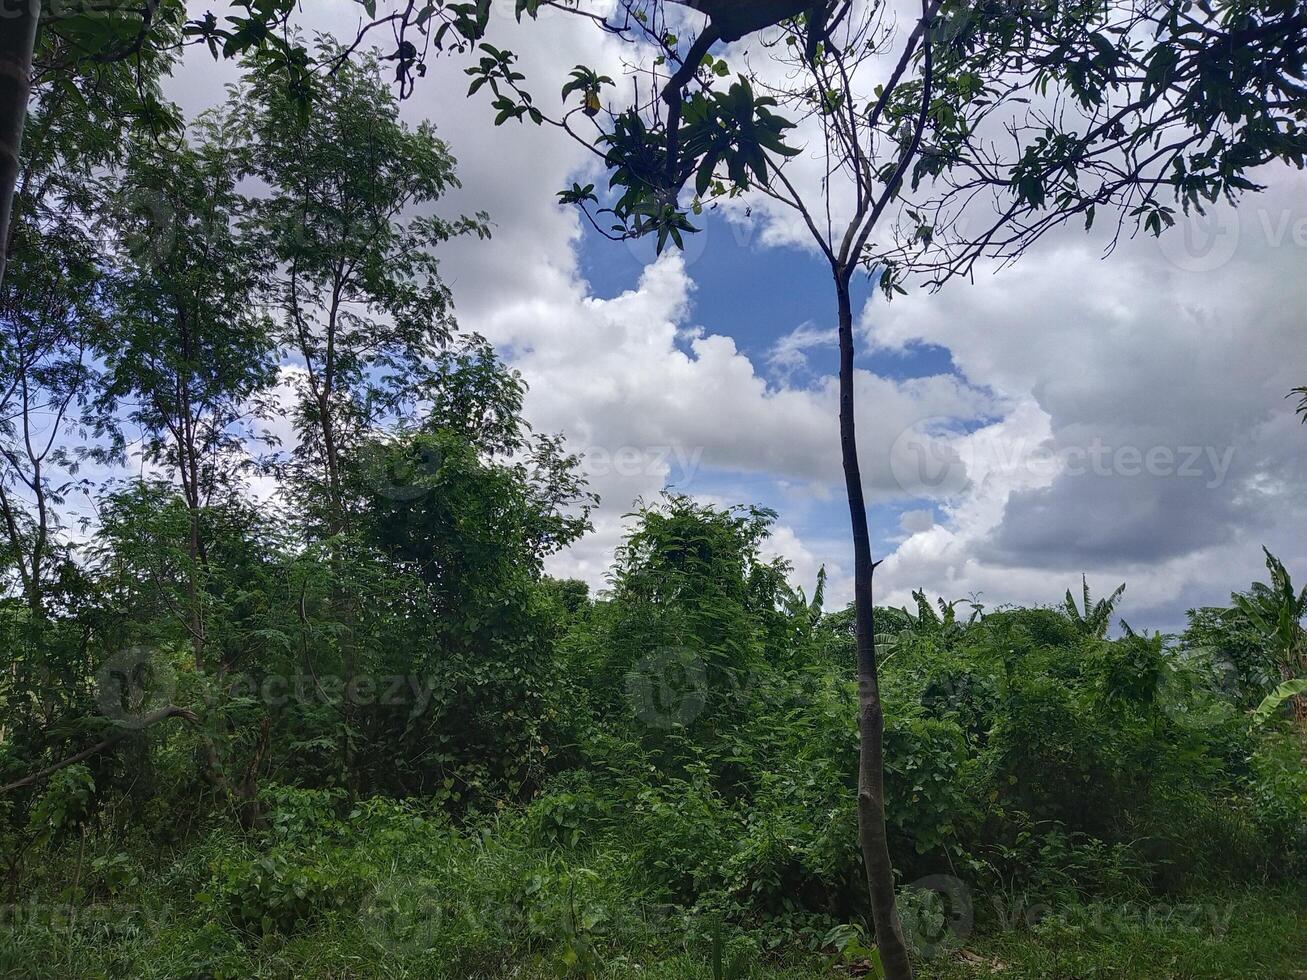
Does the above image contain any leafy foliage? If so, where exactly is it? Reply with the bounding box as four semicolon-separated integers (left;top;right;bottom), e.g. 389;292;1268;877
1062;576;1127;640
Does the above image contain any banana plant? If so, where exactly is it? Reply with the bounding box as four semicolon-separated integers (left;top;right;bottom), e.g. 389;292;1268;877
1252;679;1307;728
876;591;982;664
901;590;983;636
1232;548;1307;725
1232;549;1307;676
1064;575;1127;640
784;565;828;635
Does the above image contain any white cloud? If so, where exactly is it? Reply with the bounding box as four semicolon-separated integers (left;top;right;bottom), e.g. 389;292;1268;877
863;172;1307;626
767;321;838;378
494;251;994;587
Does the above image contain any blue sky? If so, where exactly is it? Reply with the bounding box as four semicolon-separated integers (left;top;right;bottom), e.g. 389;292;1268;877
577;212;957;380
572;214;963;576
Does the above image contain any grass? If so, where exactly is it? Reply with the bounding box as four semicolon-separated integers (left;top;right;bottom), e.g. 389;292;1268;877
919;888;1307;979
2;886;1303;978
4;789;1303;980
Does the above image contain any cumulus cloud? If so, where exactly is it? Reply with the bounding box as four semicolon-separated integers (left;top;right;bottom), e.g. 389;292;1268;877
767;321;838;378
865;171;1307;626
490;251;995;585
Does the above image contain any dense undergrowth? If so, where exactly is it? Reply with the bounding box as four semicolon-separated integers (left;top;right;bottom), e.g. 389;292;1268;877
2;481;1305;978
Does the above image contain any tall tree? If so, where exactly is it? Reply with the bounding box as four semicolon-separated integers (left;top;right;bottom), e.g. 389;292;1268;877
234;49;487;536
353;340;596;797
97;117;277;670
0;15;178;616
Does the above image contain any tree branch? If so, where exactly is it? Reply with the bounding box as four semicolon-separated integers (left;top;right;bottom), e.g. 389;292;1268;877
0;706;200;795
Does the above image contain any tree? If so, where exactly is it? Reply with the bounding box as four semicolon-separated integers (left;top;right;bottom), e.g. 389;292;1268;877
96;118;278;670
234;49;488;536
214;49;492;794
460;4;1039;970
1;13;179;617
0;6;196;812
309;340;595;797
597;495;794;747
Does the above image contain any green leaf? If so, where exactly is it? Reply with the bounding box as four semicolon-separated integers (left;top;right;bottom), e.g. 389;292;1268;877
1252;679;1307;726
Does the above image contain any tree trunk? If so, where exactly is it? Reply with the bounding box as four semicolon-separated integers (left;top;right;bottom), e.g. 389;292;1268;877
0;0;39;290
319;393;345;534
835;270;913;979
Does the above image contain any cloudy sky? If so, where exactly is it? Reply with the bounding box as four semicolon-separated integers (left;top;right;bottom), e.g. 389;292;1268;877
167;2;1307;631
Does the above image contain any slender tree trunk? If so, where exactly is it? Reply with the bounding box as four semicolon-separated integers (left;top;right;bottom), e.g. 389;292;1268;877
313;329;359;788
320;283;347;536
0;0;39;290
26;452;43;617
835;270;913;979
318;392;345;533
184;525;206;668
182;451;207;670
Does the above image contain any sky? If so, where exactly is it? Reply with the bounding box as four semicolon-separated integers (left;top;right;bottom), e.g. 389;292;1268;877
164;1;1307;631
